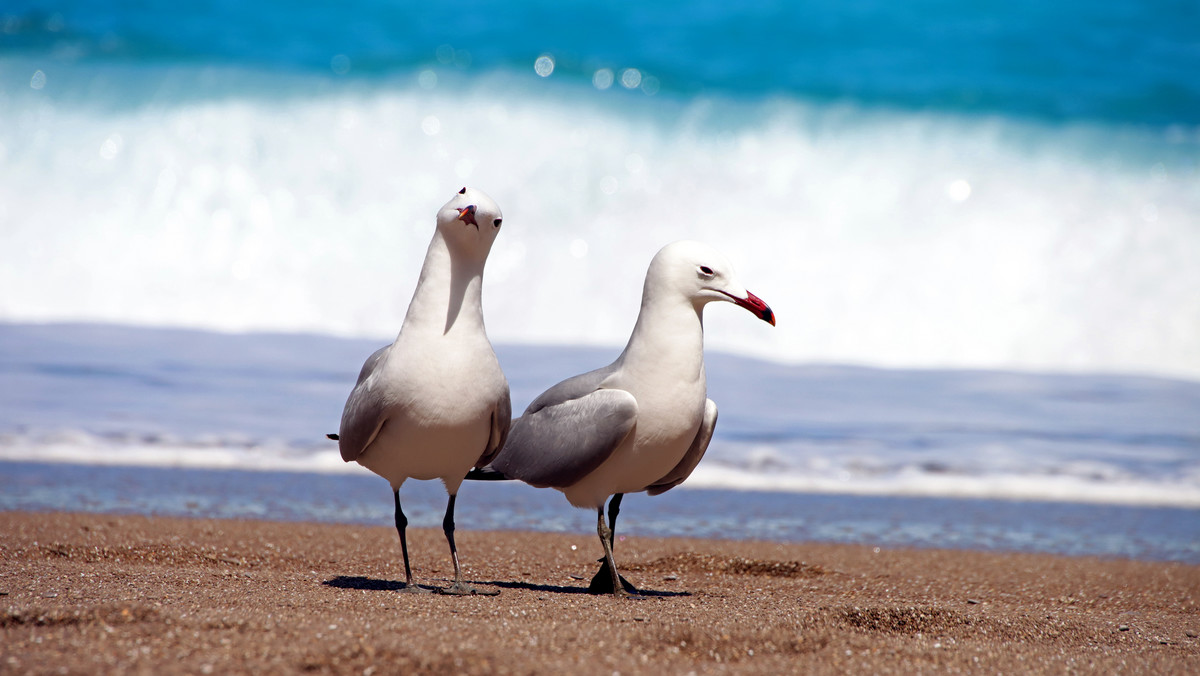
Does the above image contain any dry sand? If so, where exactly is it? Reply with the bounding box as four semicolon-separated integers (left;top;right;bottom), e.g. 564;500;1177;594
2;511;1197;674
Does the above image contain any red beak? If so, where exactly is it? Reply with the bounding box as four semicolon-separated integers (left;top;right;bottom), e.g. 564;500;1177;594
457;204;478;227
724;290;776;326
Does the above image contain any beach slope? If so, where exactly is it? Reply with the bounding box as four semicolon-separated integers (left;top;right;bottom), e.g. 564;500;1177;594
2;512;1196;674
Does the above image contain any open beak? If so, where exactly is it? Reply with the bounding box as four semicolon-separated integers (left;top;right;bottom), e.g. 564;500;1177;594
457;204;478;228
723;290;776;326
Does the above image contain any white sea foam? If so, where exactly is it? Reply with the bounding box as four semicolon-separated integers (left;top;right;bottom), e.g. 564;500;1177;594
686;461;1200;508
3;431;1197;508
0;432;355;475
1;63;1198;379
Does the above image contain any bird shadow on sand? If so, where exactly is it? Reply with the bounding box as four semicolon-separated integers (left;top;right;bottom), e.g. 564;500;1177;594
480;579;692;598
322;575;689;598
322;576;431;592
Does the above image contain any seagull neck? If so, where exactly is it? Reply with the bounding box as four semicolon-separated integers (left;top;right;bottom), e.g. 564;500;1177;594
400;230;487;337
617;295;706;379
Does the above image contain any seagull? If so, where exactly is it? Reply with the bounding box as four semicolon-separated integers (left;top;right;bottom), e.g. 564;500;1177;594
329;186;510;595
483;240;775;597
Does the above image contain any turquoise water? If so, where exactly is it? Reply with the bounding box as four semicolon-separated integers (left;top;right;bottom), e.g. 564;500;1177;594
5;0;1199;125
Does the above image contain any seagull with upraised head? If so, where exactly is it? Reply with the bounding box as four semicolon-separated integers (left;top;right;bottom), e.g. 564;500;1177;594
330;187;510;595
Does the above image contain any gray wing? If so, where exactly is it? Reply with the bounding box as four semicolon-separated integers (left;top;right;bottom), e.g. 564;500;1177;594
645;398;717;496
492;384;638;489
475;386;511;469
354;345;389;386
337;345;391;463
522;363;617;415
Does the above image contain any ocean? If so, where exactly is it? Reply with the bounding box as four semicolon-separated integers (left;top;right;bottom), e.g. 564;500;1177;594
1;1;1198;561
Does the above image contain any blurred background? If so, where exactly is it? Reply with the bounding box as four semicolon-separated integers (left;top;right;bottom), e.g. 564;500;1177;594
2;0;1198;558
2;0;1197;376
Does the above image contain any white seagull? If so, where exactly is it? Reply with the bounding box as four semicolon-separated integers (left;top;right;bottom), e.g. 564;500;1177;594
330;186;510;595
484;240;775;597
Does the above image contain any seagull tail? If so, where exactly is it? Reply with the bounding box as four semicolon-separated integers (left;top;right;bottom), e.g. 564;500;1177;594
464;466;512;481
326;433;340;441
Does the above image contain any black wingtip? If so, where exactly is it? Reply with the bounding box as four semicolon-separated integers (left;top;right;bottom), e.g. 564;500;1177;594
465;466;512;481
326;433;340;441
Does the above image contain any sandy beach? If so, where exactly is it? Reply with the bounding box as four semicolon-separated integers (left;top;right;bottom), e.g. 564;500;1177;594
2;511;1197;674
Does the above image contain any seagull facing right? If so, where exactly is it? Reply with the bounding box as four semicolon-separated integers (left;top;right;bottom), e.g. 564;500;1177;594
485;240;775;597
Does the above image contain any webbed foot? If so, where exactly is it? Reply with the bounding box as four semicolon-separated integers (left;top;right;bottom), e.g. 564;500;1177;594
437;581;499;596
397;583;433;594
587;561;639;596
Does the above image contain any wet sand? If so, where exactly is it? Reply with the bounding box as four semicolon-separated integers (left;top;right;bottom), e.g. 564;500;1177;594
2;511;1197;674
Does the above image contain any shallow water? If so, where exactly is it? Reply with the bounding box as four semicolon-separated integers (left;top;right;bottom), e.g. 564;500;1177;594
4;461;1197;564
2;323;1198;507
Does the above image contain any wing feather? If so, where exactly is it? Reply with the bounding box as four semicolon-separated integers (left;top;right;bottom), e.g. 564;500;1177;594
492;388;637;489
336;345;391;463
522;364;615;415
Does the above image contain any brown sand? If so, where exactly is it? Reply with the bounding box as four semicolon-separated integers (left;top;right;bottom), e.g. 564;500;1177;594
2;511;1197;674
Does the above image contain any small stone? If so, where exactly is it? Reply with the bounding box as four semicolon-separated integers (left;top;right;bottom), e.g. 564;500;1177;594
1119;625;1130;632
663;574;678;581
966;599;980;604
42;593;57;598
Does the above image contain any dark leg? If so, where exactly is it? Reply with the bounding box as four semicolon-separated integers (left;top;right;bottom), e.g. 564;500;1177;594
393;490;429;593
588;494;638;596
438;493;498;596
606;492;624;551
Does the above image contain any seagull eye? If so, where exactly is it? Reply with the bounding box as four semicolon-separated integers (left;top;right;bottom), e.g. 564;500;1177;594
698;265;714;276
493;218;502;228
458;187;467;194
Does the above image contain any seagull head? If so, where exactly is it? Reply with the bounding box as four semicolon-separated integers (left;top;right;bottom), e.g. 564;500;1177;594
648;240;775;326
436;186;504;260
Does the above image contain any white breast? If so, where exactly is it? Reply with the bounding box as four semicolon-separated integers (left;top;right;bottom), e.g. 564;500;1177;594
356;333;504;493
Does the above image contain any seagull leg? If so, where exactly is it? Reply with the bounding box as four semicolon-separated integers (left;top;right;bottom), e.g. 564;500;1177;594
607;493;638;592
438;494;498;596
589;495;638;597
393;490;429;594
607;492;624;551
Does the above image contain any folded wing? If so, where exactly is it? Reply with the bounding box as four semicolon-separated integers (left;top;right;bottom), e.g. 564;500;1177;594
493;382;638;489
337;345;391;463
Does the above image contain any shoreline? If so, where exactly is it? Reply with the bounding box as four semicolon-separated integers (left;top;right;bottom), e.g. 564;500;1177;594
3;511;1197;674
5;462;1199;566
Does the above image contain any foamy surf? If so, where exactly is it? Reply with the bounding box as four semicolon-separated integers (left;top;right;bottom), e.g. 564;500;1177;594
1;62;1198;378
3;431;1197;508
